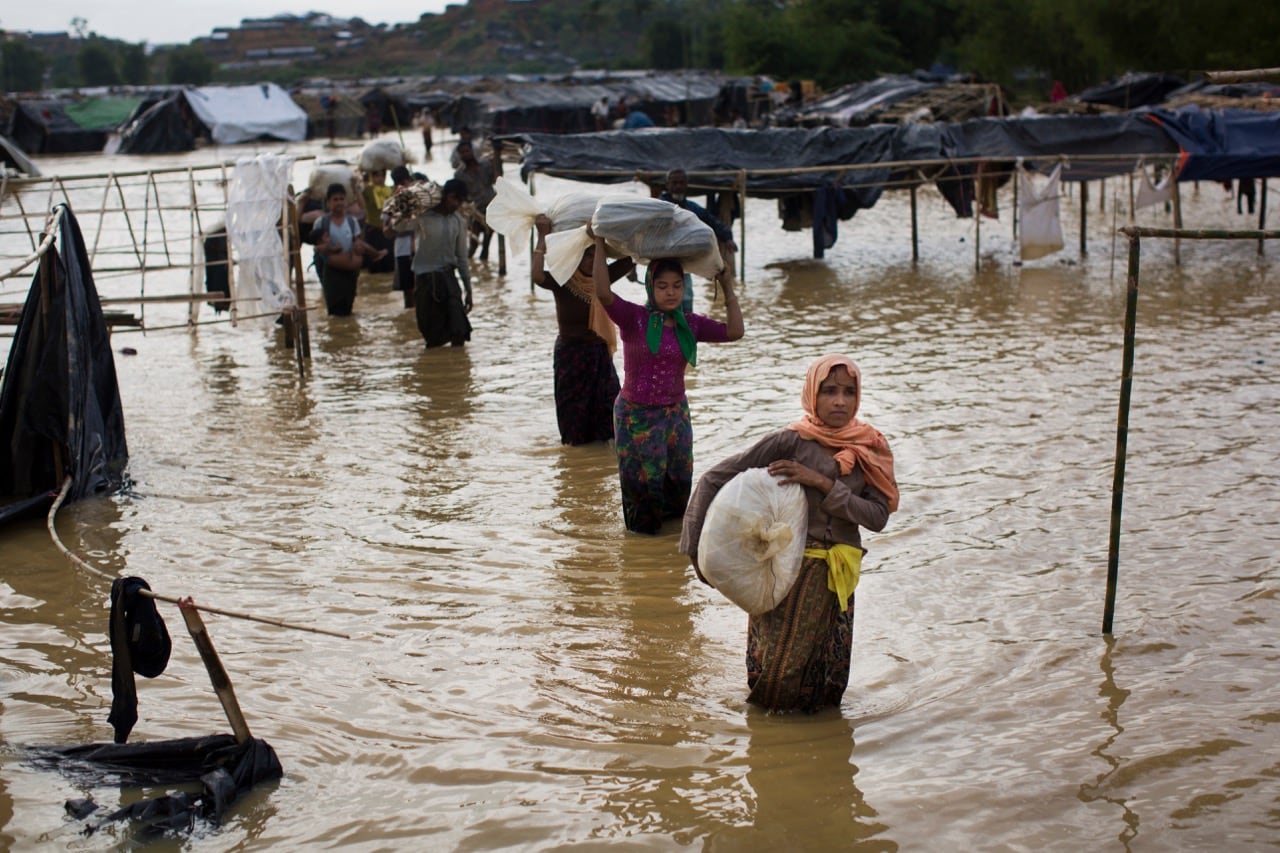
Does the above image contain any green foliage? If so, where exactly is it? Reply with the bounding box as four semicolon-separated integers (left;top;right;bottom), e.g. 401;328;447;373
645;18;687;70
2;39;49;92
166;46;214;85
78;39;122;87
119;43;149;86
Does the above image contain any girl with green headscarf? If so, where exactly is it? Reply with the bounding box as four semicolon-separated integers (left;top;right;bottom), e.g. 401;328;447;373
592;237;745;534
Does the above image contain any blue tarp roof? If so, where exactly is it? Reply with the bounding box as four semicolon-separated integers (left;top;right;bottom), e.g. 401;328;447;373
1145;107;1280;181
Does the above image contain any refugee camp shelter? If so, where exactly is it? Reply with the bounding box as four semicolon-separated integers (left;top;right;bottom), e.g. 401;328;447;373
441;72;726;136
7;95;148;154
181;84;308;146
293;91;368;139
114;94;196;155
781;74;1006;128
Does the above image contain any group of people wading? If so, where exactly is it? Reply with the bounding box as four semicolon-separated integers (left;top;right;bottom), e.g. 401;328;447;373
299;133;503;349
307;150;900;714
529;169;899;715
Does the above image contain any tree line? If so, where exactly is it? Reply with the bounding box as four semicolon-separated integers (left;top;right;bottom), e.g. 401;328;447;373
4;0;1278;97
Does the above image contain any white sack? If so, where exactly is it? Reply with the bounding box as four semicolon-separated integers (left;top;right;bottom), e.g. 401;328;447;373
1018;164;1065;261
359;139;407;172
591;198;724;280
697;468;809;615
307;163;357;200
485;177;632;268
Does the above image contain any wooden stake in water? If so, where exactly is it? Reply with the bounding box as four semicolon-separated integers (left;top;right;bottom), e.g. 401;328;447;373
1104;233;1141;634
178;597;253;744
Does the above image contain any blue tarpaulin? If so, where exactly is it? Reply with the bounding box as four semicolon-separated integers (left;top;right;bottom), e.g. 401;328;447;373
1144;107;1280;182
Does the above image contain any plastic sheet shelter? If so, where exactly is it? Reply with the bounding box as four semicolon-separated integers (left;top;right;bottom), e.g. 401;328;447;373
443;73;725;136
947;113;1181;180
1143;106;1280;182
1075;71;1186;109
514;125;963;195
293;91;367;139
182;84;308;146
6;96;146;154
115;94;197;155
0;205;128;525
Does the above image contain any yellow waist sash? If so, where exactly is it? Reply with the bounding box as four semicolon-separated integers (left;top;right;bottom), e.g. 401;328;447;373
803;544;863;611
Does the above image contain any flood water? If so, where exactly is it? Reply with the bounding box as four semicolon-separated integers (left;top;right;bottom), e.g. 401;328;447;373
1;136;1277;851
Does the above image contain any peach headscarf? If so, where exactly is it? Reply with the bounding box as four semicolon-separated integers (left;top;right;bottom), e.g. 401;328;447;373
786;354;899;513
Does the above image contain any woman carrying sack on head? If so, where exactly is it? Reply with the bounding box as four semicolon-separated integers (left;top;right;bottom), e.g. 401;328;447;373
679;354;899;713
591;233;744;534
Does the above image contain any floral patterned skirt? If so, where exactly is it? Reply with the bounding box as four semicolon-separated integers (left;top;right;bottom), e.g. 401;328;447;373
612;395;692;534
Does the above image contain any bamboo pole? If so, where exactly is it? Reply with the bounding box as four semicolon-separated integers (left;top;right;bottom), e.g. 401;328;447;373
1172;179;1183;264
974;204;981;272
221;163;239;328
1011;167;1018;241
1104;232;1141;635
188;167;201;327
177;600;253;744
2;155;318;186
1205;68;1280;84
1258;180;1268;256
737;170;747;282
1080;181;1089;257
910;183;919;262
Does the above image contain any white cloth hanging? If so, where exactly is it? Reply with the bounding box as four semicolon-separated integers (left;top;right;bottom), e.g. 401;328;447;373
1135;164;1173;211
1018;163;1065;261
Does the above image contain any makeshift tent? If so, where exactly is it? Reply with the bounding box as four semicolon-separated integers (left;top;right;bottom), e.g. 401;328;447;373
1076;72;1186;109
441;73;724;136
0;205;128;525
6;96;145;154
784;75;934;127
182;84;307;145
115;93;196;155
293;91;367;139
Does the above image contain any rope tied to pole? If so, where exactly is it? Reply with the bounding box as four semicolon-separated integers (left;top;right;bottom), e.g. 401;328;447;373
47;477;351;639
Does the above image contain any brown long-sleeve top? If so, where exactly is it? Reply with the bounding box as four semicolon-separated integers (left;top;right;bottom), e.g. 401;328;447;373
679;429;892;567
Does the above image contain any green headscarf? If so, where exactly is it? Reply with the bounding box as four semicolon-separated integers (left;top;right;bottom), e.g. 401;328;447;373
644;261;697;366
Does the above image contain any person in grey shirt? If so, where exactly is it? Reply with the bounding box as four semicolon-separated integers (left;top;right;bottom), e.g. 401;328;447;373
411;178;473;348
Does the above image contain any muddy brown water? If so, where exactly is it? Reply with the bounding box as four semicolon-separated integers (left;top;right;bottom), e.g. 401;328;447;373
1;137;1276;850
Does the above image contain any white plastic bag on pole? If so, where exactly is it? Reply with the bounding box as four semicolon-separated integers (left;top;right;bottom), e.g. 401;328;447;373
591;198;724;280
1018;163;1065;261
697;468;809;615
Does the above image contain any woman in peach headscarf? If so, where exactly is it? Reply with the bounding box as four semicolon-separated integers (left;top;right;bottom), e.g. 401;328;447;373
680;354;898;713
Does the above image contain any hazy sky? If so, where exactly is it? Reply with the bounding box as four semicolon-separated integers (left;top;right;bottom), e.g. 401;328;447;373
3;2;453;45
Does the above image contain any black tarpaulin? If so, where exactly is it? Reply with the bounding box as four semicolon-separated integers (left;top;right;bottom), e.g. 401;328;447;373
0;204;128;524
27;734;282;836
948;113;1180;180
1075;72;1186;109
513;125;963;195
116;94;196;155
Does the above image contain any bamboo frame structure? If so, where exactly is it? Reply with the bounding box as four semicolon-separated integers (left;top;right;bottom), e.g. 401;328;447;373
1104;224;1280;634
1;157;319;363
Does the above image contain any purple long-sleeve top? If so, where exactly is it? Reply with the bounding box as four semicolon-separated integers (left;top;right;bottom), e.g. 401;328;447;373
604;295;728;406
